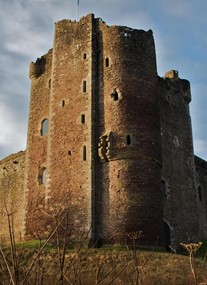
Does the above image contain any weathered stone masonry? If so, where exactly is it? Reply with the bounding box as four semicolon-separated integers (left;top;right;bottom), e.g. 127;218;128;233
0;14;206;248
0;151;25;242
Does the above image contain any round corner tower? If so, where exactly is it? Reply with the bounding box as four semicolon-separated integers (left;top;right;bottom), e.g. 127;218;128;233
96;21;163;246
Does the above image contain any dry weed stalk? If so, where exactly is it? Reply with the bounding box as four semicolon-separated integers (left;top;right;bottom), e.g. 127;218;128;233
126;231;146;285
180;242;202;285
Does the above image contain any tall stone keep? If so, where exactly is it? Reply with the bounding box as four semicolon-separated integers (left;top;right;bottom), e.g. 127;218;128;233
23;14;163;245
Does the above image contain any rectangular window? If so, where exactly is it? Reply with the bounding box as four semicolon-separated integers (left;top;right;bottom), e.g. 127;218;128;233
81;114;85;124
83;145;86;161
83;81;87;93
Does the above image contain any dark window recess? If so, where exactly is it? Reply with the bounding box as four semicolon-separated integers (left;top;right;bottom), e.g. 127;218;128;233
111;89;119;101
161;179;167;197
83;53;87;59
117;170;120;178
68;150;71;156
83;145;86;161
48;79;51;89
38;167;47;185
105;57;109;67
83;81;87;93
81;114;85;124
126;135;131;145
62;100;65;107
198;186;202;202
40;119;49;136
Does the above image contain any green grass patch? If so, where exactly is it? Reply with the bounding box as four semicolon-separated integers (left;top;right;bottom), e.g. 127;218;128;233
15;239;54;251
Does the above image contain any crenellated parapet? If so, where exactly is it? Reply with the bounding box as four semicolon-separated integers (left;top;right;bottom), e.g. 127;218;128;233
163;70;191;104
29;57;46;79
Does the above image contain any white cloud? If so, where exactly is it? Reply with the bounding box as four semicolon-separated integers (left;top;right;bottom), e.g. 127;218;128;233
0;103;27;159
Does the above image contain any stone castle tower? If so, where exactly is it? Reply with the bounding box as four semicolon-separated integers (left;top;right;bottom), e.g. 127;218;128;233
0;14;206;248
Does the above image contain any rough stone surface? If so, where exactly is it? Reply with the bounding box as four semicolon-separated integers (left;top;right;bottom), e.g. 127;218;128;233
0;14;206;248
159;73;199;247
0;151;25;242
194;156;207;239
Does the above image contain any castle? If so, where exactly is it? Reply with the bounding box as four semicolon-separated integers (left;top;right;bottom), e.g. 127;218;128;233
0;14;207;248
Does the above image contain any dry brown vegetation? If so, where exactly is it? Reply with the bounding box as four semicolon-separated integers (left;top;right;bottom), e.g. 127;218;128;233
0;204;207;285
1;240;207;285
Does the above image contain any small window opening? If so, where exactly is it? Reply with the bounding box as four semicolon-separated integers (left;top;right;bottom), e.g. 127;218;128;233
198;186;202;202
38;167;47;185
161;179;167;197
126;135;131;145
117;170;120;178
81;114;85;124
124;32;128;37
62;100;65;107
68;150;71;156
105;57;109;67
83;53;87;59
48;79;51;89
40;119;49;136
111;89;119;101
83;81;87;93
83;145;86;161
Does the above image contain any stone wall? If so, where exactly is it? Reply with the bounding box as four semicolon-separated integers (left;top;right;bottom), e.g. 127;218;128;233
23;49;52;238
0;151;25;242
159;71;199;247
46;15;94;240
194;156;207;240
24;15;96;241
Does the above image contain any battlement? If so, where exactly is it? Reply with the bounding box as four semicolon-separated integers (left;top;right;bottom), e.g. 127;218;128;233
164;70;179;79
0;150;25;165
29;56;46;79
160;70;191;104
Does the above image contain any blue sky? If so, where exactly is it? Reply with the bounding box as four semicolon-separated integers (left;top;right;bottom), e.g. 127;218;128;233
0;0;206;160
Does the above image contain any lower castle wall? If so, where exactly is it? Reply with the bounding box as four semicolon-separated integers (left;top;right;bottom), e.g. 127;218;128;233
194;156;207;240
100;159;163;246
0;151;25;243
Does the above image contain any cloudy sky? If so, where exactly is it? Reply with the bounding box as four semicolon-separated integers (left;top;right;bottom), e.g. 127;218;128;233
0;0;206;160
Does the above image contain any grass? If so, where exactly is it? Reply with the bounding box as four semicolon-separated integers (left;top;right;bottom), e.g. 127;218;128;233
0;204;206;284
1;241;207;285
